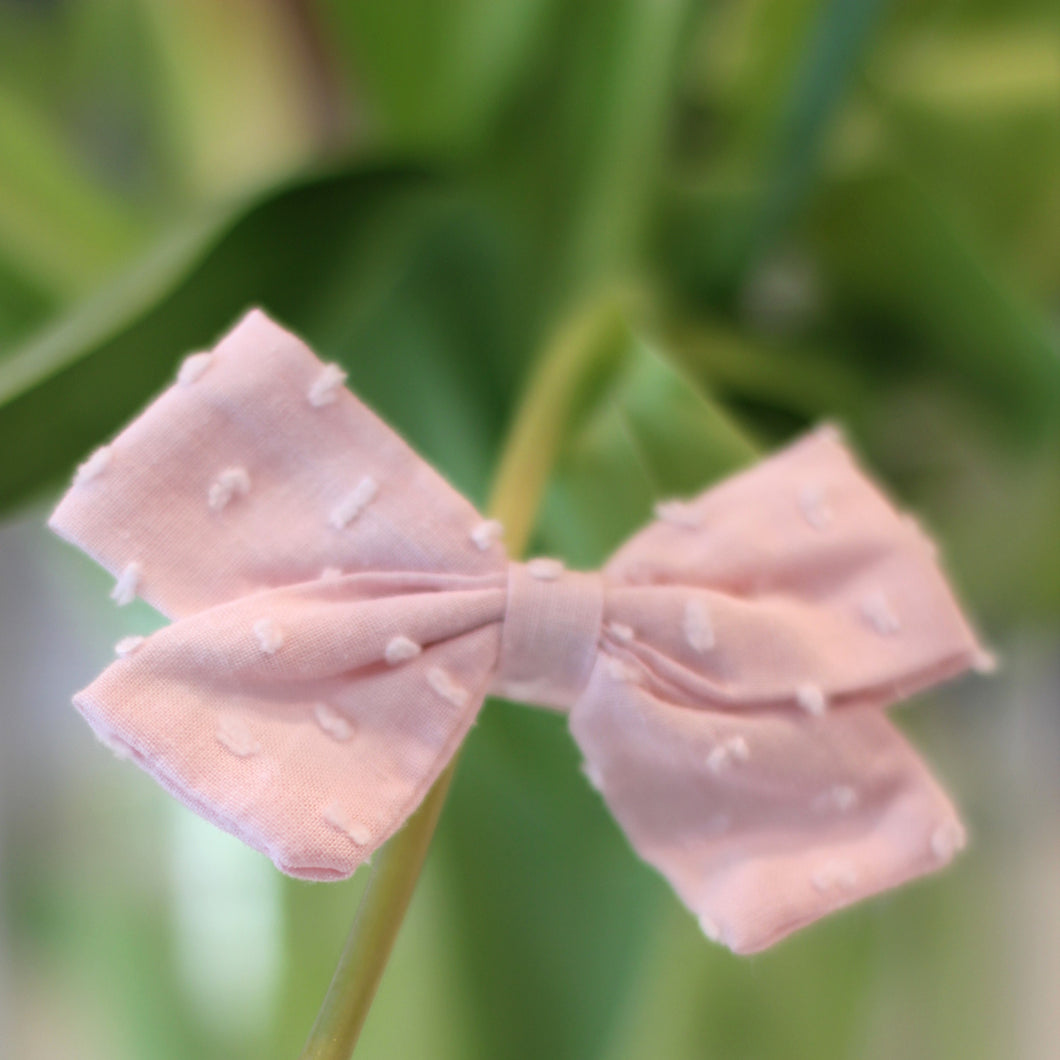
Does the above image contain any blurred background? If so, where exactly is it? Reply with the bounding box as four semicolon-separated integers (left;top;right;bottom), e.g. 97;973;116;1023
1;0;1058;1057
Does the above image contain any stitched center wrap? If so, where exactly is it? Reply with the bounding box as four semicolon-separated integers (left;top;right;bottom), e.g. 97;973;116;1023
492;562;604;711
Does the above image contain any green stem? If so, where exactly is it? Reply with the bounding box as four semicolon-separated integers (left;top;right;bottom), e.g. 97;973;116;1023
298;292;627;1059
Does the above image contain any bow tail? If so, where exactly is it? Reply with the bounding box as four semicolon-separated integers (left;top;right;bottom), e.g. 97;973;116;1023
75;585;502;880
569;663;964;954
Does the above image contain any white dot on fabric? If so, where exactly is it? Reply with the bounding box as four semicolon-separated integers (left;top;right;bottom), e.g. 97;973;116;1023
426;666;469;707
707;736;749;773
470;519;504;551
216;717;261;758
973;650;999;674
798;483;833;530
385;636;422;665
706;745;727;774
607;621;634;643
308;363;348;407
581;760;604;793
499;678;540;702
604;656;636;683
110;562;142;607
698;914;723;943
177;351;213;385
75;446;111;485
860;591;901;635
931;821;965;862
795;682;828;717
314;702;355;742
500;678;551;703
253;618;284;654
94;727;132;761
812;784;859;814
527;557;564;581
324;802;371;846
812;860;858;894
207;466;251;512
683;599;715;653
329;476;379;529
654;499;700;529
114;635;146;658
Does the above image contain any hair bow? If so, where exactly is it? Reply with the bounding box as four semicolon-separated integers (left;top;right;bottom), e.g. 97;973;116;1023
50;309;991;954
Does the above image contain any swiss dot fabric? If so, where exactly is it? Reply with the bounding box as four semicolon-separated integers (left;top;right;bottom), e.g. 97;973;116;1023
50;308;989;953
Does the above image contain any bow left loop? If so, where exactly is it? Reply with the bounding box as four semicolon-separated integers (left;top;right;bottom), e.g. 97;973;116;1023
50;308;512;877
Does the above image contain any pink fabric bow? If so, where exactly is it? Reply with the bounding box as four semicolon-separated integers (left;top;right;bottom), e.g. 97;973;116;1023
50;309;991;954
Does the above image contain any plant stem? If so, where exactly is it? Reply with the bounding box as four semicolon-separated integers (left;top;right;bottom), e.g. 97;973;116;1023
297;760;457;1060
486;293;632;549
298;293;627;1059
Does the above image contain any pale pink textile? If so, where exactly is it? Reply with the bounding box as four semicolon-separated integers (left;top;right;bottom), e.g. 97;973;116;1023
49;309;989;953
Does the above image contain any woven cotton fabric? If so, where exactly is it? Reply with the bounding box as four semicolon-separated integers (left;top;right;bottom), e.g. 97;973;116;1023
50;308;989;953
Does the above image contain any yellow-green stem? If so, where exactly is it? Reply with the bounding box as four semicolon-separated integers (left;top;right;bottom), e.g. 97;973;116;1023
298;292;628;1060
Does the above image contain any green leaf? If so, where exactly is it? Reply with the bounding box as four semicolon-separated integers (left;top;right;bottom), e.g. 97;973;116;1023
440;701;666;1060
666;318;874;431
540;324;758;564
742;0;891;269
872;28;1060;279
556;0;694;294
0;86;149;299
322;0;555;152
809;164;1060;442
601;898;876;1060
0;163;524;514
135;0;327;197
670;0;890;293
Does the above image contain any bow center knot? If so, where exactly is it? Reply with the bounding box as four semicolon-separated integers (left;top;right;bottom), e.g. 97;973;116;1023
492;561;604;710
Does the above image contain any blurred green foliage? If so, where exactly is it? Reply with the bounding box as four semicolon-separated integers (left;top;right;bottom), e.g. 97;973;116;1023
1;0;1057;1057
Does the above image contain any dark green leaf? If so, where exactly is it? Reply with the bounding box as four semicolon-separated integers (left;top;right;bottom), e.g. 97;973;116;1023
540;325;758;564
810;165;1060;442
0;163;526;514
